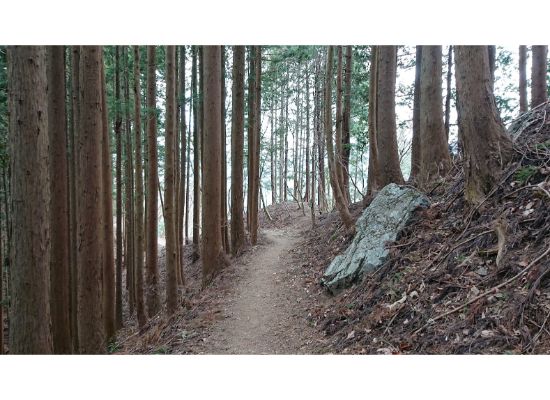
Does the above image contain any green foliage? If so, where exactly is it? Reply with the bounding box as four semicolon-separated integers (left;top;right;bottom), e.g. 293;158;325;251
514;165;538;184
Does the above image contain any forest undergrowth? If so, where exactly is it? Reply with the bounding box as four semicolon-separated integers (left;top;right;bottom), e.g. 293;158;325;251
293;102;550;354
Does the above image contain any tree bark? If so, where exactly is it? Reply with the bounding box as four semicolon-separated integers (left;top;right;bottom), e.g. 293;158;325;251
145;46;160;316
133;46;146;326
375;46;404;187
100;50;115;341
444;46;453;140
251;46;262;244
165;46;178;314
531;45;548;108
335;46;346;197
342;46;352;202
178;46;187;283
47;46;71;353
69;46;80;351
324;46;354;229
192;46;201;253
114;46;123;330
231;46;246;255
519;45;528;113
220;47;229;253
488;45;496;91
8;46;53;354
419;46;451;183
410;46;422;181
367;46;381;194
201;46;224;285
454;46;513;204
123;46;135;316
76;46;105;354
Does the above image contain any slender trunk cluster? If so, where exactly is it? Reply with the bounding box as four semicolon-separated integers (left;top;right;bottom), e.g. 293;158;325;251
324;46;353;229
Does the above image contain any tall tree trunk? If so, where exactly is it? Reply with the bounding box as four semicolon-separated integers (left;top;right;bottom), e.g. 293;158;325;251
444;46;453;140
270;91;276;204
375;46;404;187
231;46;246;255
324;46;353;229
165;46;178;314
100;50;115;341
247;47;255;231
47;46;71;353
454;46;513;204
220;47;229;253
178;46;186;279
8;46;53;354
410;46;422;181
342;46;352;202
519;45;528;113
192;46;201;253
305;65;311;203
531;45;548;108
70;46;80;351
123;46;135;317
367;46;381;194
251;46;262;243
133;46;146;326
419;46;451;184
185;93;192;242
145;46;160;316
335;46;346;197
315;52;327;211
76;46;105;354
114;46;123;330
202;46;224;285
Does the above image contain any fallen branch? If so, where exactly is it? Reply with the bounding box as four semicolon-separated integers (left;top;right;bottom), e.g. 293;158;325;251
415;242;550;335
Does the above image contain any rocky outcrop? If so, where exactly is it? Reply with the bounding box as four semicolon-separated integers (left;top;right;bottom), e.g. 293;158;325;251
322;183;430;294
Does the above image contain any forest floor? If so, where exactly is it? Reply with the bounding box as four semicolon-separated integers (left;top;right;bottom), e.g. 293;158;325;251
116;203;326;354
118;104;550;355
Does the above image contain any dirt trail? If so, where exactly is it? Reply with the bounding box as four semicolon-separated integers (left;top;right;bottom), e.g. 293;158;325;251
201;215;317;354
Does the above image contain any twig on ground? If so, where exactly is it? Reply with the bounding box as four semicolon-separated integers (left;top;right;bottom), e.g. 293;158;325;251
415;242;550;335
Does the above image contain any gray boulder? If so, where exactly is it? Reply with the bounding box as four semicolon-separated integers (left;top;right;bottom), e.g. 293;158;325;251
322;183;430;294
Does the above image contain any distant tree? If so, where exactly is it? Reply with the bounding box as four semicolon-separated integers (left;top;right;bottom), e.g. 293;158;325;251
419;46;450;183
531;45;548;108
518;45;528;113
410;46;422;181
342;46;352;202
454;46;513;204
8;45;53;354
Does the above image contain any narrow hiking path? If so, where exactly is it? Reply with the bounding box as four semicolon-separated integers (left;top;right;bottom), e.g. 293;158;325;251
198;214;318;354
